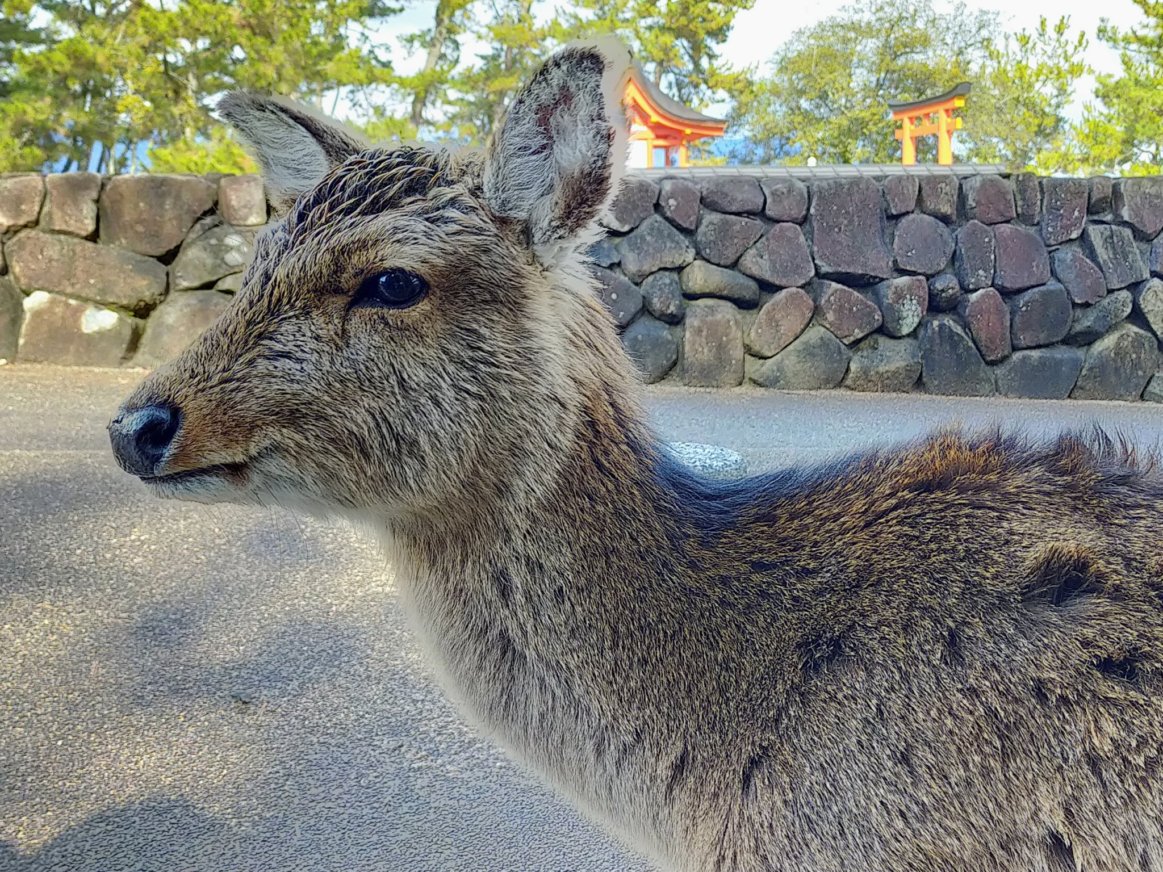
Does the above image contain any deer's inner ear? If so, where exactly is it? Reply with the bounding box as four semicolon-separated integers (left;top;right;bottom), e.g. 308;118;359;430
482;37;632;268
218;92;368;214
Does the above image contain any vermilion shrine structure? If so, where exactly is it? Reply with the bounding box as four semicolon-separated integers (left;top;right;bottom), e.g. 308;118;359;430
888;82;972;166
624;64;727;169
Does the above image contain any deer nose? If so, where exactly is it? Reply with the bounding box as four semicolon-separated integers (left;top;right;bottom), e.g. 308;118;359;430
108;404;181;477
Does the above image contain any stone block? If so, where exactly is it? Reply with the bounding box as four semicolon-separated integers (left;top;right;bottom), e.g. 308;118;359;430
995;348;1085;399
746;288;813;358
882;175;918;216
918;175;958;223
1083;224;1148;289
588;237;619;267
0;174;45;233
695;211;764;266
171;217;257;291
617;215;695;282
215;273;245;293
959;288;1010;363
954;220;995;291
920;315;995;396
1144;373;1163;404
810;179;893;283
100;174;217;256
699;177;763;214
871;275;927;337
749;325;850;390
135;290;231;367
621;314;679;383
680;260;759;306
18;291;137;365
894;213;953;276
1014;173;1041;224
592;268;643;327
41;173;101;237
7;230;167;313
1114;178;1163;238
960;175;1015;225
683;299;743;387
737;224;814;288
1133;277;1163;339
0;276;21;361
658;178;700;231
603;176;659;232
640;271;684;324
217;175;267;226
843;335;920;392
993;224;1050;292
1065;291;1133;346
1041;178;1088;245
1072;323;1159;401
761;177;808;222
814;281;882;344
928;274;962;312
1009;282;1072;350
1051;247;1106;304
1089;176;1113;214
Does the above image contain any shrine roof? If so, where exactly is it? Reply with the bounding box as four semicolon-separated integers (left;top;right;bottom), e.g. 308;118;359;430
628;63;726;128
887;82;972;114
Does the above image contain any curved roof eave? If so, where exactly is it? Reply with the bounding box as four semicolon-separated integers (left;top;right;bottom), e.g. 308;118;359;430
627;63;726;127
887;82;973;114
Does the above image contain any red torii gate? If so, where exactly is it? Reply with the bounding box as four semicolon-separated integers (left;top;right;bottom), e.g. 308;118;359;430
888;83;972;166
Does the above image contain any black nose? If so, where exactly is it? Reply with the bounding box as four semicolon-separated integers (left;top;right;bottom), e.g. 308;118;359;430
108;404;181;477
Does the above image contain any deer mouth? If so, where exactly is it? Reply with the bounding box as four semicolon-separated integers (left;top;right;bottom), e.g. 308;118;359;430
139;459;254;500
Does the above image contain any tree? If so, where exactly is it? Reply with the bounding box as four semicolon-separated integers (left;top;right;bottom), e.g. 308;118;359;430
728;0;1086;170
1070;1;1163;175
729;0;996;165
961;17;1089;171
555;0;753;109
0;0;403;173
446;0;550;141
397;0;475;131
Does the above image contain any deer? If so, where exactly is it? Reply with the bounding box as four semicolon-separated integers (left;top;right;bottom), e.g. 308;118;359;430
108;37;1163;872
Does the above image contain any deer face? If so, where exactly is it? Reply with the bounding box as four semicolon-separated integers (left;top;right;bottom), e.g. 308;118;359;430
109;40;631;516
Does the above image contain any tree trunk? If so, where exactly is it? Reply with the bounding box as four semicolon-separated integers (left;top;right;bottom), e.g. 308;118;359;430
410;0;457;128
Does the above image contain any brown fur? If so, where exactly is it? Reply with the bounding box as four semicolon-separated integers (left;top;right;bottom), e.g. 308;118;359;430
111;40;1163;872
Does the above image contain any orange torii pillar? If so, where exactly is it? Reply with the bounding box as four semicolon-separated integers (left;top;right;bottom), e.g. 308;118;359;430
888;83;971;166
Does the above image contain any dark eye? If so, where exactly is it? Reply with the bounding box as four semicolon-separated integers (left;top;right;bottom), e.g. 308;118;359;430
355;269;428;309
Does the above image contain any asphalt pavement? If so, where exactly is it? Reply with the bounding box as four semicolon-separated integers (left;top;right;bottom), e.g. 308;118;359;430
2;364;1161;872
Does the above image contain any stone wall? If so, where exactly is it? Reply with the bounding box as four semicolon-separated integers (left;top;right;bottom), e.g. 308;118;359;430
0;172;265;367
2;168;1162;402
603;169;1163;401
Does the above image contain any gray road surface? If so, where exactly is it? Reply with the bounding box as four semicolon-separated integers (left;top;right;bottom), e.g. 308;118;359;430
2;365;1161;872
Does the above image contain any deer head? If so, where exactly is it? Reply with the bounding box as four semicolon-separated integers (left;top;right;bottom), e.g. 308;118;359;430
109;39;633;521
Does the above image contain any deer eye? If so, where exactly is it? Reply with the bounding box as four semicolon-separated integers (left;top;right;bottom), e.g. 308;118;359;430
355;269;428;309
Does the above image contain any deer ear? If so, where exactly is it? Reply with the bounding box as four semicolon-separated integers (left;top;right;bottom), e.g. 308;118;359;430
217;92;368;214
482;37;632;267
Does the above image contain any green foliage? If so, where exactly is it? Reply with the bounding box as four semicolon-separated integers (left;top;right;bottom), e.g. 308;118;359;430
1069;1;1163;175
556;0;754;109
962;17;1090;171
1;0;1151;175
728;0;1089;171
728;0;994;164
0;0;401;173
146;128;256;175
